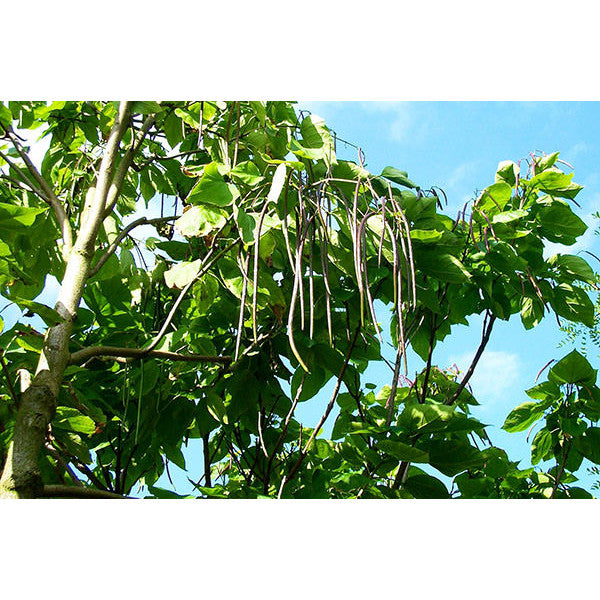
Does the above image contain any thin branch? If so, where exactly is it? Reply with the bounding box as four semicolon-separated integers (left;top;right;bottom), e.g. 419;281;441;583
1;129;73;256
44;442;84;487
202;434;212;488
140;236;239;357
445;312;496;405
68;345;232;365
550;439;572;499
285;326;361;484
103;113;157;217
79;101;132;244
89;215;178;278
41;484;129;499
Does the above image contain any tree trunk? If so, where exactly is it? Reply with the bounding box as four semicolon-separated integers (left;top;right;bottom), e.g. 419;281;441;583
0;102;131;498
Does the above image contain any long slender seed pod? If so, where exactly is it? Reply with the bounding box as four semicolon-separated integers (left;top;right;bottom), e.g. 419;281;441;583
397;268;408;375
383;220;400;310
393;202;416;307
281;174;296;274
388;191;416;308
378;196;386;267
357;211;380;338
134;360;144;445
234;250;251;361
308;220;315;340
318;227;333;347
385;342;403;427
296;190;305;331
351;181;364;323
252;201;271;342
287;217;315;372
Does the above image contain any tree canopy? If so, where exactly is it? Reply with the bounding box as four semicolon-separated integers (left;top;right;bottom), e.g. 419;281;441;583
0;100;598;499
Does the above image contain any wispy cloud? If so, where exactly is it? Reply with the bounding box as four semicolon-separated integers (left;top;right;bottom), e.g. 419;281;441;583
445;161;479;190
449;350;521;410
358;101;413;142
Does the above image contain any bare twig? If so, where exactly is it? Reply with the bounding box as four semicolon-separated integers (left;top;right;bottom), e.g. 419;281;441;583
69;345;232;365
445;312;496;405
103;113;157;217
0;143;73;256
89;215;178;277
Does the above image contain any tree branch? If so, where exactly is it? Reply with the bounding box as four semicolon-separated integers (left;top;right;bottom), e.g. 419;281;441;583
103;113;156;217
41;484;129;499
78;102;133;247
69;345;232;365
445;312;496;405
44;442;84;487
89;215;178;278
1;129;73;256
285;326;361;485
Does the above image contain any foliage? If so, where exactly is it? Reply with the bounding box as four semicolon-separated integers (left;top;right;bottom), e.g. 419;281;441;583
0;100;597;498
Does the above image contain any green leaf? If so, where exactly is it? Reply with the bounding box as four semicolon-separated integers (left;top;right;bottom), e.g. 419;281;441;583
381;166;417;189
53;407;96;435
536;200;587;243
175;205;228;238
428;439;484;477
520;296;544;330
531;428;552;465
573;427;600;464
502;401;547;433
547;254;595;285
548;350;596;386
186;162;240;207
535;152;559;172
147;486;193;499
0;202;47;233
0;103;12;128
417;251;471;283
301;115;336;167
229;161;264;187
531;170;583;200
403;473;450;499
11;297;64;326
397;403;455;434
234;207;256;244
525;381;562;402
131;101;163;114
164;259;202;289
377;440;428;463
289;115;336;168
164;444;186;470
495;160;518;186
491;209;528;224
477;182;512;213
193;273;219;315
550;283;594;328
410;229;443;243
163;111;184;147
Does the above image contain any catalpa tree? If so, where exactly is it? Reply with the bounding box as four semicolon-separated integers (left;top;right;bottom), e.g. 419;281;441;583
0;100;597;499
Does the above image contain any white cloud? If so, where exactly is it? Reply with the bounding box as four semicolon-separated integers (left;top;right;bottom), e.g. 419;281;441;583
449;350;521;409
564;142;591;163
445;161;479;191
358;101;412;142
